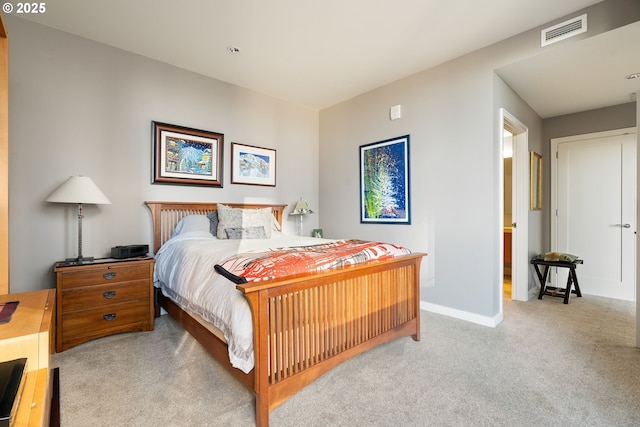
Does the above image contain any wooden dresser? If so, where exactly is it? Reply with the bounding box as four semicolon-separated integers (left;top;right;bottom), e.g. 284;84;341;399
54;257;155;352
0;289;55;426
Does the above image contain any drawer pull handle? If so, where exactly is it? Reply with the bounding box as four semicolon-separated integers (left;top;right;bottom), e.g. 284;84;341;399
103;291;116;299
103;272;117;280
103;313;116;321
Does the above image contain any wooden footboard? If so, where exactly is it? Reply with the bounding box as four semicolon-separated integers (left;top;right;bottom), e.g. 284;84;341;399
238;253;423;427
145;201;424;427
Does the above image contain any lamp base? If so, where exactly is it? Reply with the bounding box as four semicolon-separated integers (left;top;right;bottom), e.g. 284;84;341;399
65;256;94;265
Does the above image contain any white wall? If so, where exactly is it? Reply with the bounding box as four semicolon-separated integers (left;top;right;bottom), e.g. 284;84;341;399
6;16;319;293
493;74;545;296
320;49;512;322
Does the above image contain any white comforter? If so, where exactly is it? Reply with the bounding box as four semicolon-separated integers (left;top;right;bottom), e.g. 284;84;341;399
154;231;334;373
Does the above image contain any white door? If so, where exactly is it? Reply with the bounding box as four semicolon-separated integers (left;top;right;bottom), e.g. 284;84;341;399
554;130;636;301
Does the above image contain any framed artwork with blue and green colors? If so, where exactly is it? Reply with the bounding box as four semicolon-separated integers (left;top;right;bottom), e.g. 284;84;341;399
359;135;410;224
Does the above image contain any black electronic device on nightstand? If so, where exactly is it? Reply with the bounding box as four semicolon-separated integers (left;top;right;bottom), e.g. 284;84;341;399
110;244;149;259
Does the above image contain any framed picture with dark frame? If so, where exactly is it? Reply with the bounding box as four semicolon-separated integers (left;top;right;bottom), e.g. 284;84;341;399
230;142;277;187
360;135;411;224
152;121;223;187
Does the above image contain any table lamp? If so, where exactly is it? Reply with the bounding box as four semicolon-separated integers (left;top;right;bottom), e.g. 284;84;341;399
46;175;111;263
289;197;313;236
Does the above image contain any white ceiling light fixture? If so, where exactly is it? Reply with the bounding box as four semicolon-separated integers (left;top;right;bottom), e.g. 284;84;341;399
625;72;640;80
227;46;240;54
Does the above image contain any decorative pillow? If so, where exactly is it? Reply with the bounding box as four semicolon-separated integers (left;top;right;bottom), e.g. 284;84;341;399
207;211;219;236
172;215;211;236
216;204;272;239
225;226;268;239
534;252;579;262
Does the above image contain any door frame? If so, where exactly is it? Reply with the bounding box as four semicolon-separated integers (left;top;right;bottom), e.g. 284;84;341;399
500;109;529;305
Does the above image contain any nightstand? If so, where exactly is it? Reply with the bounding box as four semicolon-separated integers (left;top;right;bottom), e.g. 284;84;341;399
54;257;155;352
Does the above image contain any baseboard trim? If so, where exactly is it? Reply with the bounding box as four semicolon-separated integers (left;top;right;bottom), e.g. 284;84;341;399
420;301;503;328
529;286;540;300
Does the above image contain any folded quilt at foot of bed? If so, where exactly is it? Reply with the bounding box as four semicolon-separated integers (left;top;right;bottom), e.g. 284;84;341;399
215;239;411;282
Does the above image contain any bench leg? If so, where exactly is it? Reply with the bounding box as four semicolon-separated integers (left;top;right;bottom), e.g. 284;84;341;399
570;268;582;297
563;266;583;304
536;265;549;300
563;274;573;304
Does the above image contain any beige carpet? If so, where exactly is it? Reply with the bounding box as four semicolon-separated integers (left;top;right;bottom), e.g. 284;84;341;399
53;294;639;426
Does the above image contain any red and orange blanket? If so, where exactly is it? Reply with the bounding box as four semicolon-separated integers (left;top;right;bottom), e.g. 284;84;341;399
215;239;411;283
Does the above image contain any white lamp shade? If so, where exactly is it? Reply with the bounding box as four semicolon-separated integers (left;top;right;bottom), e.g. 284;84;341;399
45;175;111;205
290;198;313;215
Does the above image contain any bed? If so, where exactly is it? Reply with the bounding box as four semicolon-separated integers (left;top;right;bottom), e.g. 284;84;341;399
146;201;425;426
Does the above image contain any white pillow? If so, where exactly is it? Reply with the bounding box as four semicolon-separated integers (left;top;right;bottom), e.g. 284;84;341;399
224;226;268;239
172;215;212;236
216;204;272;239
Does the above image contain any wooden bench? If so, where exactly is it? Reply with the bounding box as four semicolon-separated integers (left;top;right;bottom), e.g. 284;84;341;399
531;258;583;304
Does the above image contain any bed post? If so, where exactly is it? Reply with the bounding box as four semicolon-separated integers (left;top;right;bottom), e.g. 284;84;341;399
145;202;162;254
244;291;270;427
413;259;422;342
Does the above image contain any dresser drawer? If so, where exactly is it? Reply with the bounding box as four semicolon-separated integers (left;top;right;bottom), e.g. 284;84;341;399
61;299;151;342
62;279;150;312
59;263;151;289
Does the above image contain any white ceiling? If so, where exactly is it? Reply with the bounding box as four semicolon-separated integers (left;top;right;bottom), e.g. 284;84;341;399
497;19;640;118
15;0;639;117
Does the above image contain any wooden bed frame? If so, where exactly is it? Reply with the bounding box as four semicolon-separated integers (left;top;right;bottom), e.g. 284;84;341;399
145;201;425;426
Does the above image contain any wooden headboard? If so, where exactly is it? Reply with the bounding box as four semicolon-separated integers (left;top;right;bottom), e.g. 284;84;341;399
145;201;287;254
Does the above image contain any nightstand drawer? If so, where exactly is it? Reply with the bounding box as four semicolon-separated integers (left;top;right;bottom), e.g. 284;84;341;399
59;264;150;289
61;299;151;341
62;279;150;312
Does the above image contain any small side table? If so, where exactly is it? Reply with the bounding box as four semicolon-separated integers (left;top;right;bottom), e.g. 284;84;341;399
531;258;583;304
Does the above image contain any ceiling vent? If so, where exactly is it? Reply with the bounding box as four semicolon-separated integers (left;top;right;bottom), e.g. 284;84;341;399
541;13;587;47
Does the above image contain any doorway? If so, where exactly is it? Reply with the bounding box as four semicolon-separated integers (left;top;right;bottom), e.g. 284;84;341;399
551;128;637;301
503;130;513;299
500;109;529;308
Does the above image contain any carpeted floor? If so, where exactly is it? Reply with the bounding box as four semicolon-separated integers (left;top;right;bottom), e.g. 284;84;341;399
53;294;639;426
